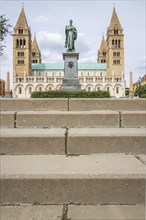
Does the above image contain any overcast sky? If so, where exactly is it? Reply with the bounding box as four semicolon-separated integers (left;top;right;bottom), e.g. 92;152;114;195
0;0;145;88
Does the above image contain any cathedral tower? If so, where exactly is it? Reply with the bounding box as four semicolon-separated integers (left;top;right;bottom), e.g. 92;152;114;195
106;6;124;77
32;34;41;64
13;5;32;77
98;34;107;63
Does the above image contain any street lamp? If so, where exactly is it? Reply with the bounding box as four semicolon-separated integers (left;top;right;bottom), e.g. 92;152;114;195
138;77;141;98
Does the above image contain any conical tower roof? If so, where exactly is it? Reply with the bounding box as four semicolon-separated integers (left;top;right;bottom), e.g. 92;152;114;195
108;6;122;30
32;34;40;51
15;5;29;29
99;34;106;51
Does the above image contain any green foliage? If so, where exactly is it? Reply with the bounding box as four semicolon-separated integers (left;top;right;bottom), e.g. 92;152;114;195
0;15;12;55
141;94;146;98
134;84;146;97
31;90;110;98
125;89;129;96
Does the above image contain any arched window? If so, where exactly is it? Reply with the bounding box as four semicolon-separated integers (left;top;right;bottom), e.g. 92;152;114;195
16;39;19;48
23;39;26;48
88;87;91;92
20;39;23;48
29;87;32;94
39;87;42;91
107;87;110;92
114;29;118;35
18;87;22;94
112;39;114;47
116;87;119;94
118;40;121;48
19;28;23;34
115;39;117;47
98;87;100;91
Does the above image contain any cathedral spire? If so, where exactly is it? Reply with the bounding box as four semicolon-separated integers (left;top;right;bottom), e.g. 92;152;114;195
32;33;40;51
108;6;122;30
15;5;29;29
99;34;106;51
32;33;41;64
98;34;107;63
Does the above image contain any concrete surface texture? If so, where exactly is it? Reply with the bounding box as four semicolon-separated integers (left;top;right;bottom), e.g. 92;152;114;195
1;205;62;220
1;98;146;111
0;111;15;127
1;98;146;219
1;110;145;128
69;98;146;111
0;98;68;111
1;154;145;205
1;127;145;155
121;111;146;127
68;127;146;154
1;128;66;155
1;205;145;220
67;205;146;220
16;110;119;128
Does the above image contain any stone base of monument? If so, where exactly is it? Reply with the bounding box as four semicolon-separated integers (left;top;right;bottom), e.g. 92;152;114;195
60;52;81;92
61;78;81;92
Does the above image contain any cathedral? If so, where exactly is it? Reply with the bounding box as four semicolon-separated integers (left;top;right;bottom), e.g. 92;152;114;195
13;5;125;98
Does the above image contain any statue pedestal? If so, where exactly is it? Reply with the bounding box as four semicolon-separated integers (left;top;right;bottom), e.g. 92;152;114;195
60;52;81;92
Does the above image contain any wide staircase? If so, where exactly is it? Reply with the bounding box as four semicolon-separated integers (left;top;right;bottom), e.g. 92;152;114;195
0;98;146;220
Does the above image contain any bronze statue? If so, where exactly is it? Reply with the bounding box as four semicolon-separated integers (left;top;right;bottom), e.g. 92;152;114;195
65;19;77;52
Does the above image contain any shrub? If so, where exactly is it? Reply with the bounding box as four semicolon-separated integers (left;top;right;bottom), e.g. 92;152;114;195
31;90;110;98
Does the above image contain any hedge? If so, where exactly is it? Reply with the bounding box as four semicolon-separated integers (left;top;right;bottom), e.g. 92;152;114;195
141;94;146;98
31;90;110;98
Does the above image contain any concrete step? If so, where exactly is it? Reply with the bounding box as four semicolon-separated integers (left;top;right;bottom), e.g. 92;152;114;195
0;111;15;128
1;205;63;220
67;128;146;155
67;205;146;220
1;128;66;155
1;110;145;128
0;98;68;111
1;154;145;205
1;204;145;220
121;111;146;127
69;98;146;111
16;110;120;128
1;98;146;111
1;128;146;155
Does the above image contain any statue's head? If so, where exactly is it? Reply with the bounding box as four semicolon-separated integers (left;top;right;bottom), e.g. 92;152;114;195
69;19;73;25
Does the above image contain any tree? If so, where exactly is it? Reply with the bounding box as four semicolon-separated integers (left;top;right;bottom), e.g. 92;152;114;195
134;84;146;97
0;15;12;55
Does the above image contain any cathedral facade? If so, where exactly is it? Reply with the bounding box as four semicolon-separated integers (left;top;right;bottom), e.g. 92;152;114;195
13;5;125;98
